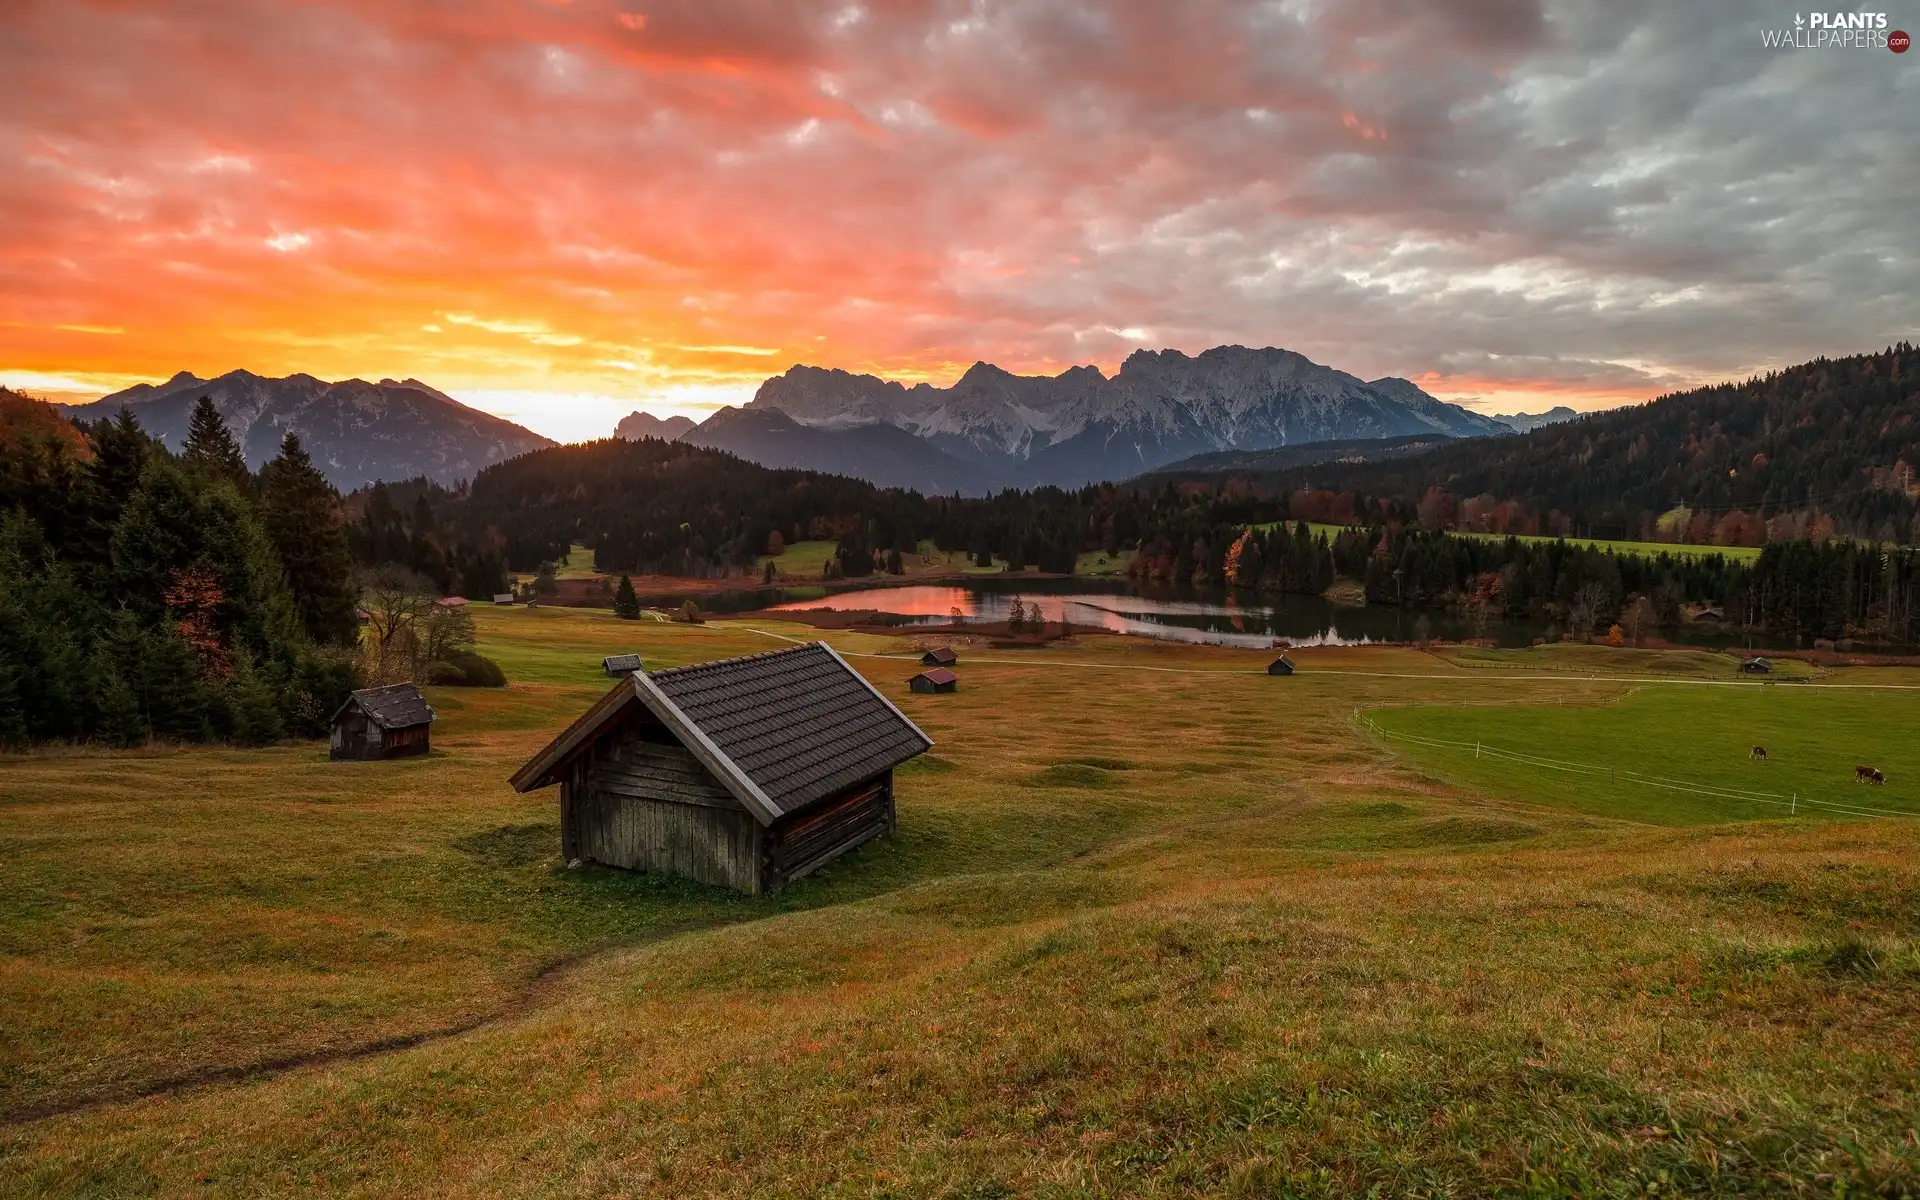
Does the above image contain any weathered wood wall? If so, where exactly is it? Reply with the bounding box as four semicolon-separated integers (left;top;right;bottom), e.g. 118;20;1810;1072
329;711;430;761
572;783;763;891
766;773;893;887
557;704;896;894
563;715;764;891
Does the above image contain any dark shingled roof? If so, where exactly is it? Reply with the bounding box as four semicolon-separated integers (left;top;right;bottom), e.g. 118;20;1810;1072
507;642;932;823
648;643;930;818
912;668;959;686
603;653;643;676
338;683;434;730
921;647;958;666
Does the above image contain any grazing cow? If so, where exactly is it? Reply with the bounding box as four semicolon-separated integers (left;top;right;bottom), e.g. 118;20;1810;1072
1855;765;1886;785
1750;745;1768;762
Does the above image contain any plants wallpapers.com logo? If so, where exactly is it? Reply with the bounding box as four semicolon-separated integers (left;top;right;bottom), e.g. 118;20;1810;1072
1761;11;1908;49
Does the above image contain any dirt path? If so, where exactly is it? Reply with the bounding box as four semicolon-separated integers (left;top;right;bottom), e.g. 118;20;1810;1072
0;921;719;1129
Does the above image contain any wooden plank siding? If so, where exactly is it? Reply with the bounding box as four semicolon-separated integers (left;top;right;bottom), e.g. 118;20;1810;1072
525;647;925;894
765;773;894;888
555;702;896;893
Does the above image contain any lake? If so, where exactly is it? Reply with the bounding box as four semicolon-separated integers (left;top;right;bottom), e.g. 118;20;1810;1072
694;576;1794;651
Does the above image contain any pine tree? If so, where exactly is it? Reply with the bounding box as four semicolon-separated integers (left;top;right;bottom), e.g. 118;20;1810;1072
613;573;641;619
259;433;359;644
181;396;250;486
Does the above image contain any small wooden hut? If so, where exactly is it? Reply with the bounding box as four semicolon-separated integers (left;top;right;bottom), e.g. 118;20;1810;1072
435;595;469;609
492;593;515;606
603;653;644;676
1267;656;1295;676
330;683;435;761
920;646;959;667
909;667;959;693
509;642;932;894
1740;657;1772;674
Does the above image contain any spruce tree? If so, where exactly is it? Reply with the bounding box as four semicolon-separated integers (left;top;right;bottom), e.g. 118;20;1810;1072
613;573;640;619
181;396;250;486
259;433;359;644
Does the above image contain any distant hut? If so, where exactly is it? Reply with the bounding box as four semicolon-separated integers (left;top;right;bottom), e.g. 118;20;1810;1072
603;653;643;676
435;595;469;609
1740;657;1772;674
920;646;959;667
509;643;932;895
909;667;959;694
1267;656;1295;676
330;683;435;761
492;593;515;606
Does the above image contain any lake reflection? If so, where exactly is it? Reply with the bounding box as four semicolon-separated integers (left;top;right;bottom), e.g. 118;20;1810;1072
767;579;1510;649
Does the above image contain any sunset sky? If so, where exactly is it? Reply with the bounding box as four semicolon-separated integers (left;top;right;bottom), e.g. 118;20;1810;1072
3;0;1915;441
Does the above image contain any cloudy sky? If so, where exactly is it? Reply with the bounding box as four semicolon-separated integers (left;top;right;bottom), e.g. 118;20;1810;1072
2;0;1915;440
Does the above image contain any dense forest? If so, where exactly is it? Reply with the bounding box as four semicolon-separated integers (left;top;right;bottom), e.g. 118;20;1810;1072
0;389;361;745
1177;344;1920;547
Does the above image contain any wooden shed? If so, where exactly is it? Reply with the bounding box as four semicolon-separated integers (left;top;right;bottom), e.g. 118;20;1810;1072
603;653;643;676
920;646;959;667
509;642;932;895
909;667;959;693
330;683;435;761
492;593;515;606
1267;656;1295;676
1740;657;1772;674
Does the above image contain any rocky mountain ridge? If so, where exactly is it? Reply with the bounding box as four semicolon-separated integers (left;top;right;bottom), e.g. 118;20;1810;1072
719;345;1511;490
66;370;553;489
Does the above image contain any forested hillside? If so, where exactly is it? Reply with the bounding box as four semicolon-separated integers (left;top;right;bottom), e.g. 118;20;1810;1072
0;392;361;745
1177;345;1920;546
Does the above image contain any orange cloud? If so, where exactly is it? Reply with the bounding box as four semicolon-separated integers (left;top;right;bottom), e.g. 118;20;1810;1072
1;0;1909;436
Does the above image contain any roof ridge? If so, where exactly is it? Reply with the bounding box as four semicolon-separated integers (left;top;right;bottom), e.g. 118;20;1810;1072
649;640;825;679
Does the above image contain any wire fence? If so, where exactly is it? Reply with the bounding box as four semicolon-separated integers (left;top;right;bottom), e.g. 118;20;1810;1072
1356;713;1914;821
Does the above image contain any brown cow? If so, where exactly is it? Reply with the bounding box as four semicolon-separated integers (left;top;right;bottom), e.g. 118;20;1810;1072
1855;765;1886;785
1750;745;1768;762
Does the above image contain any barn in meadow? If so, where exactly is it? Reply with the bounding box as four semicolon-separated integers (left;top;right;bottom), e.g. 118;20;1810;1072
330;683;436;761
920;646;959;667
909;667;958;694
509;642;932;894
1267;656;1295;676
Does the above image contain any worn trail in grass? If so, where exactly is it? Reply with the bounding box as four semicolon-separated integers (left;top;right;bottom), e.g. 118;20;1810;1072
3;609;1918;1195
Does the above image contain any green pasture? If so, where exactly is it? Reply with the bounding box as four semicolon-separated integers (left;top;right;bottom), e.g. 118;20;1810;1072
1367;683;1920;825
1270;521;1762;563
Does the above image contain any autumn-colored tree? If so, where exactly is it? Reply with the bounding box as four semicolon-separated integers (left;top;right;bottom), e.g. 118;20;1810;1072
1222;529;1253;587
1606;623;1625;647
162;565;230;677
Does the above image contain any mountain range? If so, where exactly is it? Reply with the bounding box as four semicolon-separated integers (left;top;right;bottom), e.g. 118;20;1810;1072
63;371;554;489
1491;405;1581;433
614;410;696;441
678;345;1510;492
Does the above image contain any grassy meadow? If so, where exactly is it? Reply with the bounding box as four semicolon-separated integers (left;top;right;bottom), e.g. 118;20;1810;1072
1290;521;1763;563
3;609;1919;1195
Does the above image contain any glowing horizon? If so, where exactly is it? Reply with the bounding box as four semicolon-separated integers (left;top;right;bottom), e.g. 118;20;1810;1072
4;2;1913;443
